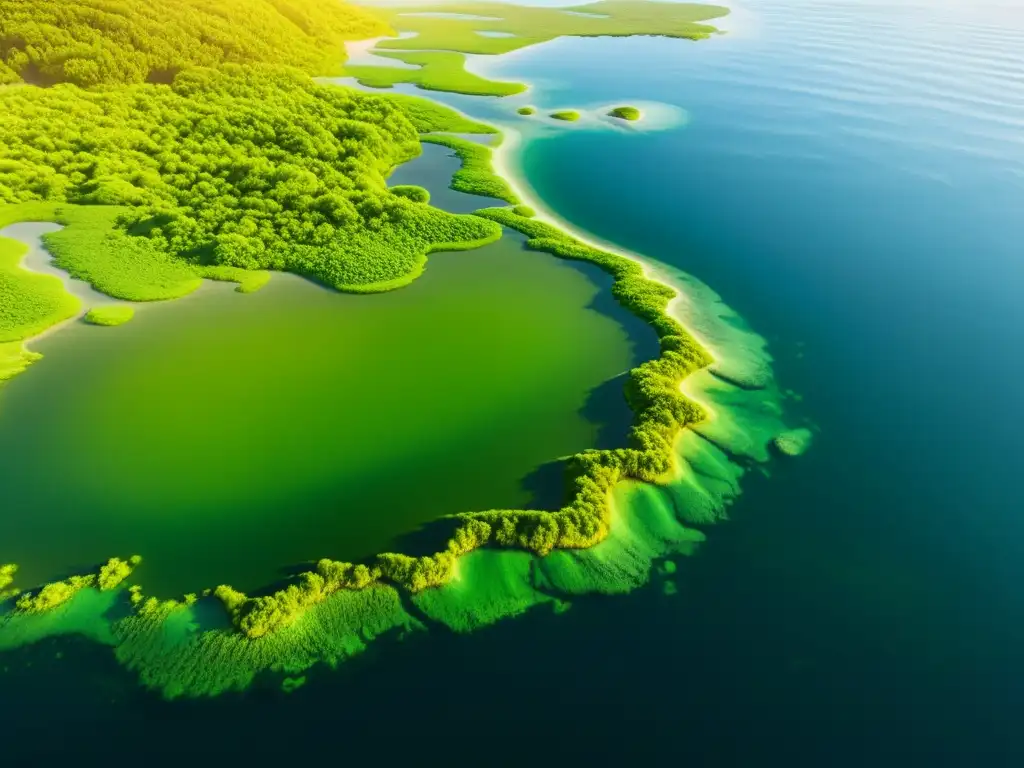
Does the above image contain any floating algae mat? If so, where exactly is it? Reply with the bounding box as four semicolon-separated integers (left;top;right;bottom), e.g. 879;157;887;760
0;234;645;596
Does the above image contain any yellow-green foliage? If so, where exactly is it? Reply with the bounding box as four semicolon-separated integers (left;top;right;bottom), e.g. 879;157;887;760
84;305;135;327
0;67;501;294
0;234;80;342
0;563;18;600
421;136;519;203
371;2;727;55
0;341;41;381
194;265;272;293
517;106;536;116
0;0;390;87
16;575;95;613
343;50;526;97
550;110;581;122
112;584;420;698
378;93;498;134
608;105;641;121
342;1;726;96
97;556;142;590
391;185;430;204
214;559;380;638
513;205;536;218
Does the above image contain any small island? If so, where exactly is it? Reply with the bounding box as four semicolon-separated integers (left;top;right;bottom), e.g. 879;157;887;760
608;105;641;121
517;106;536;115
84;305;135;326
550;110;581;122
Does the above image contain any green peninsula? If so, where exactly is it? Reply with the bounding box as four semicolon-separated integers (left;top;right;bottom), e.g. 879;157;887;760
343;1;728;96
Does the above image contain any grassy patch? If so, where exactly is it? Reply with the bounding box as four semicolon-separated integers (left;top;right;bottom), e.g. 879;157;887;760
84;305;135;326
344;50;526;97
550;110;581;122
517;106;536;115
608;105;641;120
371;2;727;55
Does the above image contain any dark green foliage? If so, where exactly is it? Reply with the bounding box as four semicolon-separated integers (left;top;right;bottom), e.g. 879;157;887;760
391;185;430;204
420;135;519;203
0;67;500;291
0;0;389;87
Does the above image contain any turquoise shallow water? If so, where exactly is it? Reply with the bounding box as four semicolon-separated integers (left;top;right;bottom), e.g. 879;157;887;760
3;1;1023;761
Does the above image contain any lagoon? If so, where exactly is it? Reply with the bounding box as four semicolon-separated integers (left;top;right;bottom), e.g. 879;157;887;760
0;227;648;596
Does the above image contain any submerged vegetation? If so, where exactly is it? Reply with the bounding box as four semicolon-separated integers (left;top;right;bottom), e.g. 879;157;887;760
340;1;727;97
84;305;135;327
0;0;389;87
608;105;642;121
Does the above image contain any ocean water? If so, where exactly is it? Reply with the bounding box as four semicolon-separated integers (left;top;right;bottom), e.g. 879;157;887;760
3;0;1023;762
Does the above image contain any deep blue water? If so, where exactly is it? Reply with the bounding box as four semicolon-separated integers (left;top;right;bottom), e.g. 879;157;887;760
3;1;1023;763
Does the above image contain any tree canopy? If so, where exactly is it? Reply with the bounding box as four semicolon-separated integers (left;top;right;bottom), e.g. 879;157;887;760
0;0;390;87
0;66;499;291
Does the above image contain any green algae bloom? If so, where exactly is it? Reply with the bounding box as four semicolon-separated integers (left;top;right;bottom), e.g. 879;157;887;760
84;305;135;327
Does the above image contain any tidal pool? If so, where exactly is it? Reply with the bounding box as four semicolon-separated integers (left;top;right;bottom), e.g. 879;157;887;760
0;232;650;596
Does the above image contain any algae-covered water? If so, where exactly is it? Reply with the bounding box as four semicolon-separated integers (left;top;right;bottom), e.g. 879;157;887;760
0;226;647;595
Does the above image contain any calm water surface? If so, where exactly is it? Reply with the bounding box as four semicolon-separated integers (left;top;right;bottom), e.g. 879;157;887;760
0;227;644;595
3;0;1023;762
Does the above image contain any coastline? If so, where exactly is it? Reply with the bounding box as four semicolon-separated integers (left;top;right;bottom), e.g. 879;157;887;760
0;47;798;697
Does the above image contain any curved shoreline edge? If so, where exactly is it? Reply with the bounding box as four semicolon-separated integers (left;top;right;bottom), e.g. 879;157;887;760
0;59;802;702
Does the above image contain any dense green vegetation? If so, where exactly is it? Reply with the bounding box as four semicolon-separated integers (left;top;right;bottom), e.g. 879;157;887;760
0;233;80;342
420;136;519;203
0;0;739;658
340;1;727;96
774;428;813;456
193;203;713;637
517;106;536;116
343;50;526;97
84;305;135;326
0;67;500;295
0;0;389;87
608;105;642;121
375;93;498;135
551;110;581;122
